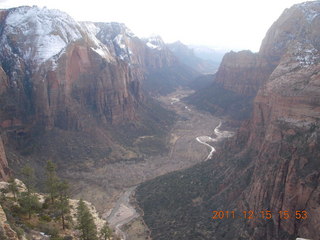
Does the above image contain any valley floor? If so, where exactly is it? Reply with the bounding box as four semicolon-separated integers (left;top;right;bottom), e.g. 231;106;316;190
102;88;233;239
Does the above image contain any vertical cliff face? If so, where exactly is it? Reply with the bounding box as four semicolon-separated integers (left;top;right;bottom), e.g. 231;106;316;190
214;50;275;96
80;22;196;95
184;49;274;120
218;2;320;239
216;2;320;238
85;22;178;70
241;40;320;239
0;6;142;134
259;2;320;63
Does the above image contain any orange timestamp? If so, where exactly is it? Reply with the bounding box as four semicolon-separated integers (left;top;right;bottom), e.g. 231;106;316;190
211;210;308;220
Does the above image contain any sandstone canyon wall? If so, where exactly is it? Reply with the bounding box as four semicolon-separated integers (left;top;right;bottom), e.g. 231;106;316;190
136;2;320;240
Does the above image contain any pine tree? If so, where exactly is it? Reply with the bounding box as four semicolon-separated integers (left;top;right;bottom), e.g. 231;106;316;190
54;180;70;230
20;164;38;219
45;160;59;203
100;222;112;240
19;192;40;219
8;177;18;200
21;164;34;193
77;199;98;240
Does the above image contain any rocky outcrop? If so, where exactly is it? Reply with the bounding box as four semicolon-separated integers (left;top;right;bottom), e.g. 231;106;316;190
215;50;275;96
239;39;320;239
214;3;320;239
0;179;109;240
81;22;198;95
260;2;320;63
186;46;275;120
0;6;142;133
0;205;19;240
0;136;10;181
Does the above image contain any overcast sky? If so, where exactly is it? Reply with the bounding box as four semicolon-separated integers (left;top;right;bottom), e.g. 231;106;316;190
0;0;313;51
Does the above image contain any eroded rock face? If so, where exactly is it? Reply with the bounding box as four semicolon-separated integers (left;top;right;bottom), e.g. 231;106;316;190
218;4;320;238
0;136;10;181
0;205;19;240
0;6;142;134
239;40;320;239
215;50;275;96
260;2;320;63
221;3;320;238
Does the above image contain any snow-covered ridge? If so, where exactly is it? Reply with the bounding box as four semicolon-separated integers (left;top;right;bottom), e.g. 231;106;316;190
95;22;136;43
294;1;320;23
93;22;136;62
80;22;114;61
2;6;83;65
144;35;165;50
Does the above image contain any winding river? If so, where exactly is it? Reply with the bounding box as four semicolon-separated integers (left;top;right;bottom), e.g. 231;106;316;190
196;121;233;161
105;92;233;240
105;187;138;240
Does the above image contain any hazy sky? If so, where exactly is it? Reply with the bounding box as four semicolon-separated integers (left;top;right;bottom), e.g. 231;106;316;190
0;0;313;51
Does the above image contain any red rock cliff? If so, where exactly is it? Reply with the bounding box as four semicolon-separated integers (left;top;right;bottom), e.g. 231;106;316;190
222;2;320;239
0;6;142;134
215;50;275;96
206;2;320;239
238;40;320;239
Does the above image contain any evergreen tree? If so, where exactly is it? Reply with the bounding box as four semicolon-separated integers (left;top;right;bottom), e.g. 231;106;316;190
19;192;40;219
77;199;98;240
54;180;70;230
20;165;38;219
21;164;35;193
100;222;112;240
45;160;59;203
8;177;18;200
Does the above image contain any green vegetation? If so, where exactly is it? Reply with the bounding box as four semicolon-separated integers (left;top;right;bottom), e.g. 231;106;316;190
135;148;254;239
0;162;118;240
0;163;73;239
76;199;98;240
111;96;176;156
46;160;59;204
8;177;18;200
55;180;70;230
20;165;37;219
100;222;112;240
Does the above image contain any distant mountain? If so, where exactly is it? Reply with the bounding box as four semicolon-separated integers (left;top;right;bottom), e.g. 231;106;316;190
167;41;219;73
189;45;226;64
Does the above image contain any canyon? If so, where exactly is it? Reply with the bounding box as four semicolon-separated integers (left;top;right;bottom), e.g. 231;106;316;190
0;1;320;240
0;5;224;239
136;2;320;240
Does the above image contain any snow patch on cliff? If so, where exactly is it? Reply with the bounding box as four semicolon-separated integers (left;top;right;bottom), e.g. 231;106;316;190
3;6;83;65
297;1;320;23
145;35;164;50
81;22;114;62
293;42;319;67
